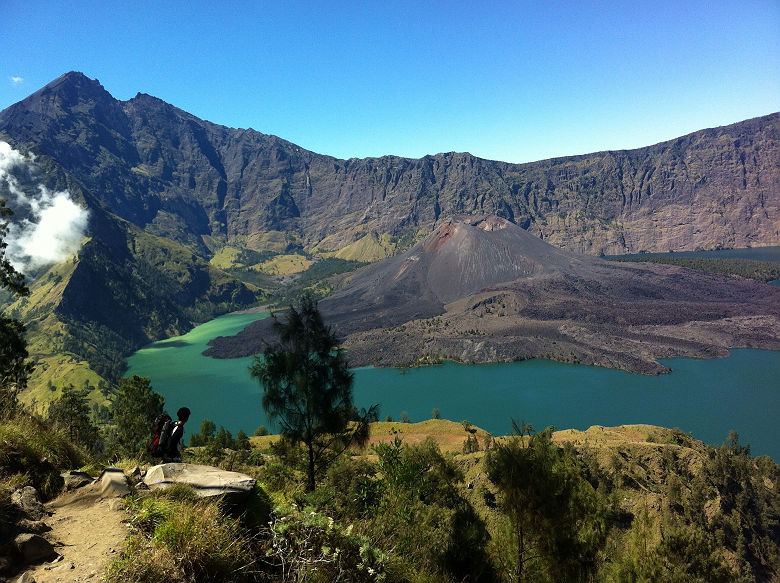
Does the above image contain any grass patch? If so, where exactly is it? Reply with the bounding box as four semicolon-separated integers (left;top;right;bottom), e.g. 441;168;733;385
0;413;86;499
109;492;258;583
258;253;314;275
334;232;397;262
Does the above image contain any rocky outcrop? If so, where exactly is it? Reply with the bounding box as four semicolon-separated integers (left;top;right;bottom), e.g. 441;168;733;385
1;72;777;257
11;488;45;522
13;534;56;564
61;472;93;492
143;463;256;499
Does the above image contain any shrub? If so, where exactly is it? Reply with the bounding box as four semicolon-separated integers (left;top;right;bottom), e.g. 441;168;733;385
109;494;257;582
237;485;273;530
245;451;266;466
305;457;383;520
370;437;493;580
262;508;393;583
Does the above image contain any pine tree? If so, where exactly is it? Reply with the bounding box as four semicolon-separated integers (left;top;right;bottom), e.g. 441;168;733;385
108;375;164;457
250;295;377;491
485;421;607;582
48;384;98;448
236;429;251;451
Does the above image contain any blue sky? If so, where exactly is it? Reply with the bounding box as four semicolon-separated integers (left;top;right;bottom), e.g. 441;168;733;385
1;1;778;163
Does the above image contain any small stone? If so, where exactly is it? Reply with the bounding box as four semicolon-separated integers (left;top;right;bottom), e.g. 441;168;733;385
108;499;124;512
15;572;37;583
53;561;75;571
14;533;57;563
100;469;130;498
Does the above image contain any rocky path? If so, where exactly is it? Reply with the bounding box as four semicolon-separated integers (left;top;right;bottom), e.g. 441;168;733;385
21;482;129;583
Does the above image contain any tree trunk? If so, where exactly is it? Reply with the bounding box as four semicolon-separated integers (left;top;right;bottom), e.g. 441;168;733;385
306;441;315;492
516;521;524;583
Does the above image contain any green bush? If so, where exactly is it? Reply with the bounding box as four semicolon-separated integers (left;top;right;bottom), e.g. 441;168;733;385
245;451;266;466
236;485;273;530
369;437;494;581
262;508;394;583
109;494;257;583
314;457;383;520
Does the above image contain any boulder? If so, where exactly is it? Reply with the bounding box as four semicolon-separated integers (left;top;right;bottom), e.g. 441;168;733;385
11;488;45;521
13;533;56;563
99;469;131;498
62;471;93;491
143;463;256;499
15;571;37;582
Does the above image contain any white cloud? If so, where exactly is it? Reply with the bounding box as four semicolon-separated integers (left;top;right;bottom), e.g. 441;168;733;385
10;76;23;85
0;141;27;179
0;141;89;273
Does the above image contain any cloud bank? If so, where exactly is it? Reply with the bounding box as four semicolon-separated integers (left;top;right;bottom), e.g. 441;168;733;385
0;141;89;273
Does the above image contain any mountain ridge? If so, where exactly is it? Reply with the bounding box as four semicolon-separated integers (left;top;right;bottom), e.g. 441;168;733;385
2;72;778;257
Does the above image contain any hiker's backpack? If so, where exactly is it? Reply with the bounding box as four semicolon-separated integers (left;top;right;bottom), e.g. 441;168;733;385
148;413;173;457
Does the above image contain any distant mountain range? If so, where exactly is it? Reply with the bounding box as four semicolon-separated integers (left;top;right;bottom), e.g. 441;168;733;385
0;72;778;395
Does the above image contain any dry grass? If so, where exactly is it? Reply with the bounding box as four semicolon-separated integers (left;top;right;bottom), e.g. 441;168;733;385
249;419;493;455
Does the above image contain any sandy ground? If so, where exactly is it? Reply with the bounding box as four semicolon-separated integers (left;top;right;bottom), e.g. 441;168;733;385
22;482;129;582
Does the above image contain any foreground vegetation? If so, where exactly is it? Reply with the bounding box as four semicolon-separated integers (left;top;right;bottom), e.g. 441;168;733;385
107;421;780;582
2;230;778;581
2;399;777;582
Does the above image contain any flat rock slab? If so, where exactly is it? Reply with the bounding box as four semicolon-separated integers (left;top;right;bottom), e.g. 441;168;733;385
143;463;256;498
99;469;130;498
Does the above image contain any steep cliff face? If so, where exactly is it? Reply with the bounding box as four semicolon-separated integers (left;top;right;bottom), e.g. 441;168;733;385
1;72;777;257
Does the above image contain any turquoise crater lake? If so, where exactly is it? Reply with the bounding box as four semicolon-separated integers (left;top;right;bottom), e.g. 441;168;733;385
125;312;780;460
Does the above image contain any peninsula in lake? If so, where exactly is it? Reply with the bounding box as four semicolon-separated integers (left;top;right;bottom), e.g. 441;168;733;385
206;216;780;374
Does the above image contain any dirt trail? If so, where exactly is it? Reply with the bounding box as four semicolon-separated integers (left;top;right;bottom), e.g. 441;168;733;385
22;482;129;582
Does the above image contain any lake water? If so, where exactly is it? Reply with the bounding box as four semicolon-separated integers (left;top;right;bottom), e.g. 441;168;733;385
126;312;780;460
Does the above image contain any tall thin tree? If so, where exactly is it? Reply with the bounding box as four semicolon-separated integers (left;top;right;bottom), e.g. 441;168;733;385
250;295;377;491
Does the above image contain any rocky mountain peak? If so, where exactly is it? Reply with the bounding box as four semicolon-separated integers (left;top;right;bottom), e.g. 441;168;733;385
13;71;113;114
